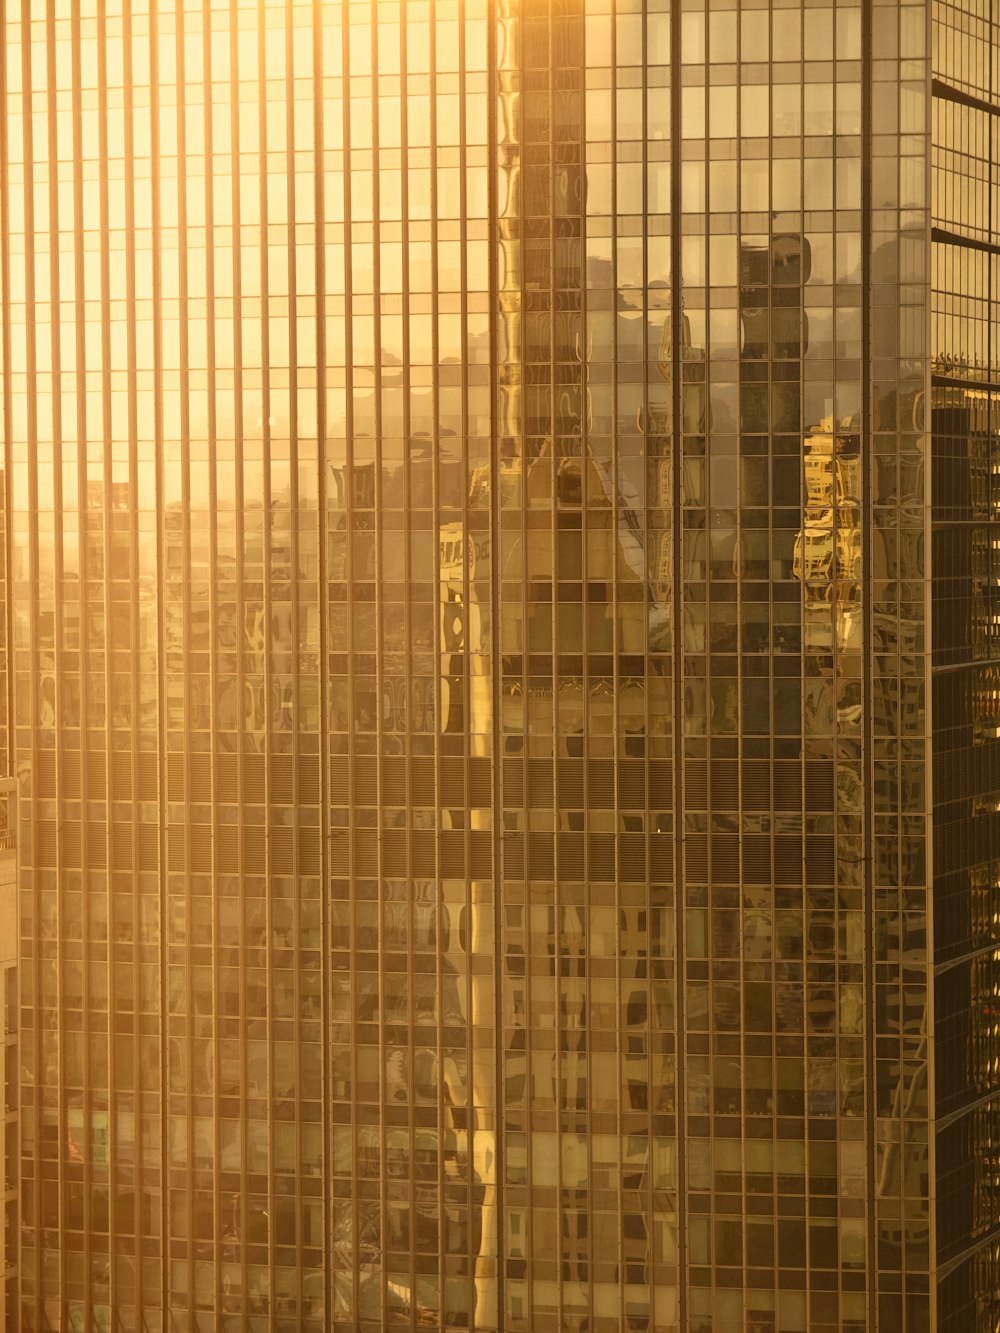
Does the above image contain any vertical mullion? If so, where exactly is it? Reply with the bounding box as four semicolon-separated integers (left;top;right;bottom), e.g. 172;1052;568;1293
120;0;142;1306
282;2;303;1322
366;10;391;1322
486;2;505;1325
861;0;878;1325
19;0;46;1292
225;0;248;1311
310;0;331;1318
97;0;116;1316
44;0;70;1316
252;0;275;1310
146;0;170;1313
0;8;17;1305
18;0;50;1315
456;9;473;1324
337;0;359;1319
0;0;12;789
668;0;687;1325
198;0;224;1318
172;0;197;1309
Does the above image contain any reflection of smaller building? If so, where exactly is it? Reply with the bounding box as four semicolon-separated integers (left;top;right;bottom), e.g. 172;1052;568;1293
974;664;1000;741
0;779;17;1332
658;307;707;437
439;507;492;745
971;528;1000;669
793;417;862;657
330;877;489;1327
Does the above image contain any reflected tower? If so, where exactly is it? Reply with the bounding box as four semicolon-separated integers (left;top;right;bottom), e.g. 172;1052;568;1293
496;2;678;1329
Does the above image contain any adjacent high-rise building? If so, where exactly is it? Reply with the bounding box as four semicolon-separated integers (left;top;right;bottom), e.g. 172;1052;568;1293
2;0;998;1330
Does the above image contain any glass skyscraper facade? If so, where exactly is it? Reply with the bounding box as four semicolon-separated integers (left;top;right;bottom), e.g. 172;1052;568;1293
2;0;999;1330
931;4;1000;1328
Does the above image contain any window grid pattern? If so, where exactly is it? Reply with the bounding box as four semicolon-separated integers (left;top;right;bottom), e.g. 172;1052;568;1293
0;0;964;1331
932;3;1000;1330
496;3;674;1330
326;1;498;1328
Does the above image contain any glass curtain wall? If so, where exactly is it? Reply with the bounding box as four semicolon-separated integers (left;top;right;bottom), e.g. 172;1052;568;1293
931;2;1000;1329
0;1;955;1331
673;3;930;1330
496;3;675;1330
3;0;497;1328
325;1;498;1327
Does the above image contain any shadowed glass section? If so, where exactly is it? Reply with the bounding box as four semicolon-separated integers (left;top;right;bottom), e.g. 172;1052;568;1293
932;6;1000;1328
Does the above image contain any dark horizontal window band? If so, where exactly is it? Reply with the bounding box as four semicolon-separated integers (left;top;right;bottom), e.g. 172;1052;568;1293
932;76;1000;118
932;224;1000;258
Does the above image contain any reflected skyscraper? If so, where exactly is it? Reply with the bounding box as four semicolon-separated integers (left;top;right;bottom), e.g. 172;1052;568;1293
2;0;999;1330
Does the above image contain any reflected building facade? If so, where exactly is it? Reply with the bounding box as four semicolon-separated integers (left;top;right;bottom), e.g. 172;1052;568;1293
1;0;998;1331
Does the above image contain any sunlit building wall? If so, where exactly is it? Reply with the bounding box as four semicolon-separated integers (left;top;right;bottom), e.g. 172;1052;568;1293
4;0;495;1328
2;0;999;1332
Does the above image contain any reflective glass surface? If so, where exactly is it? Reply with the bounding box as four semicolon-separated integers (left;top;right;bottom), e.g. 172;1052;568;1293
0;0;991;1331
932;3;1000;1330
